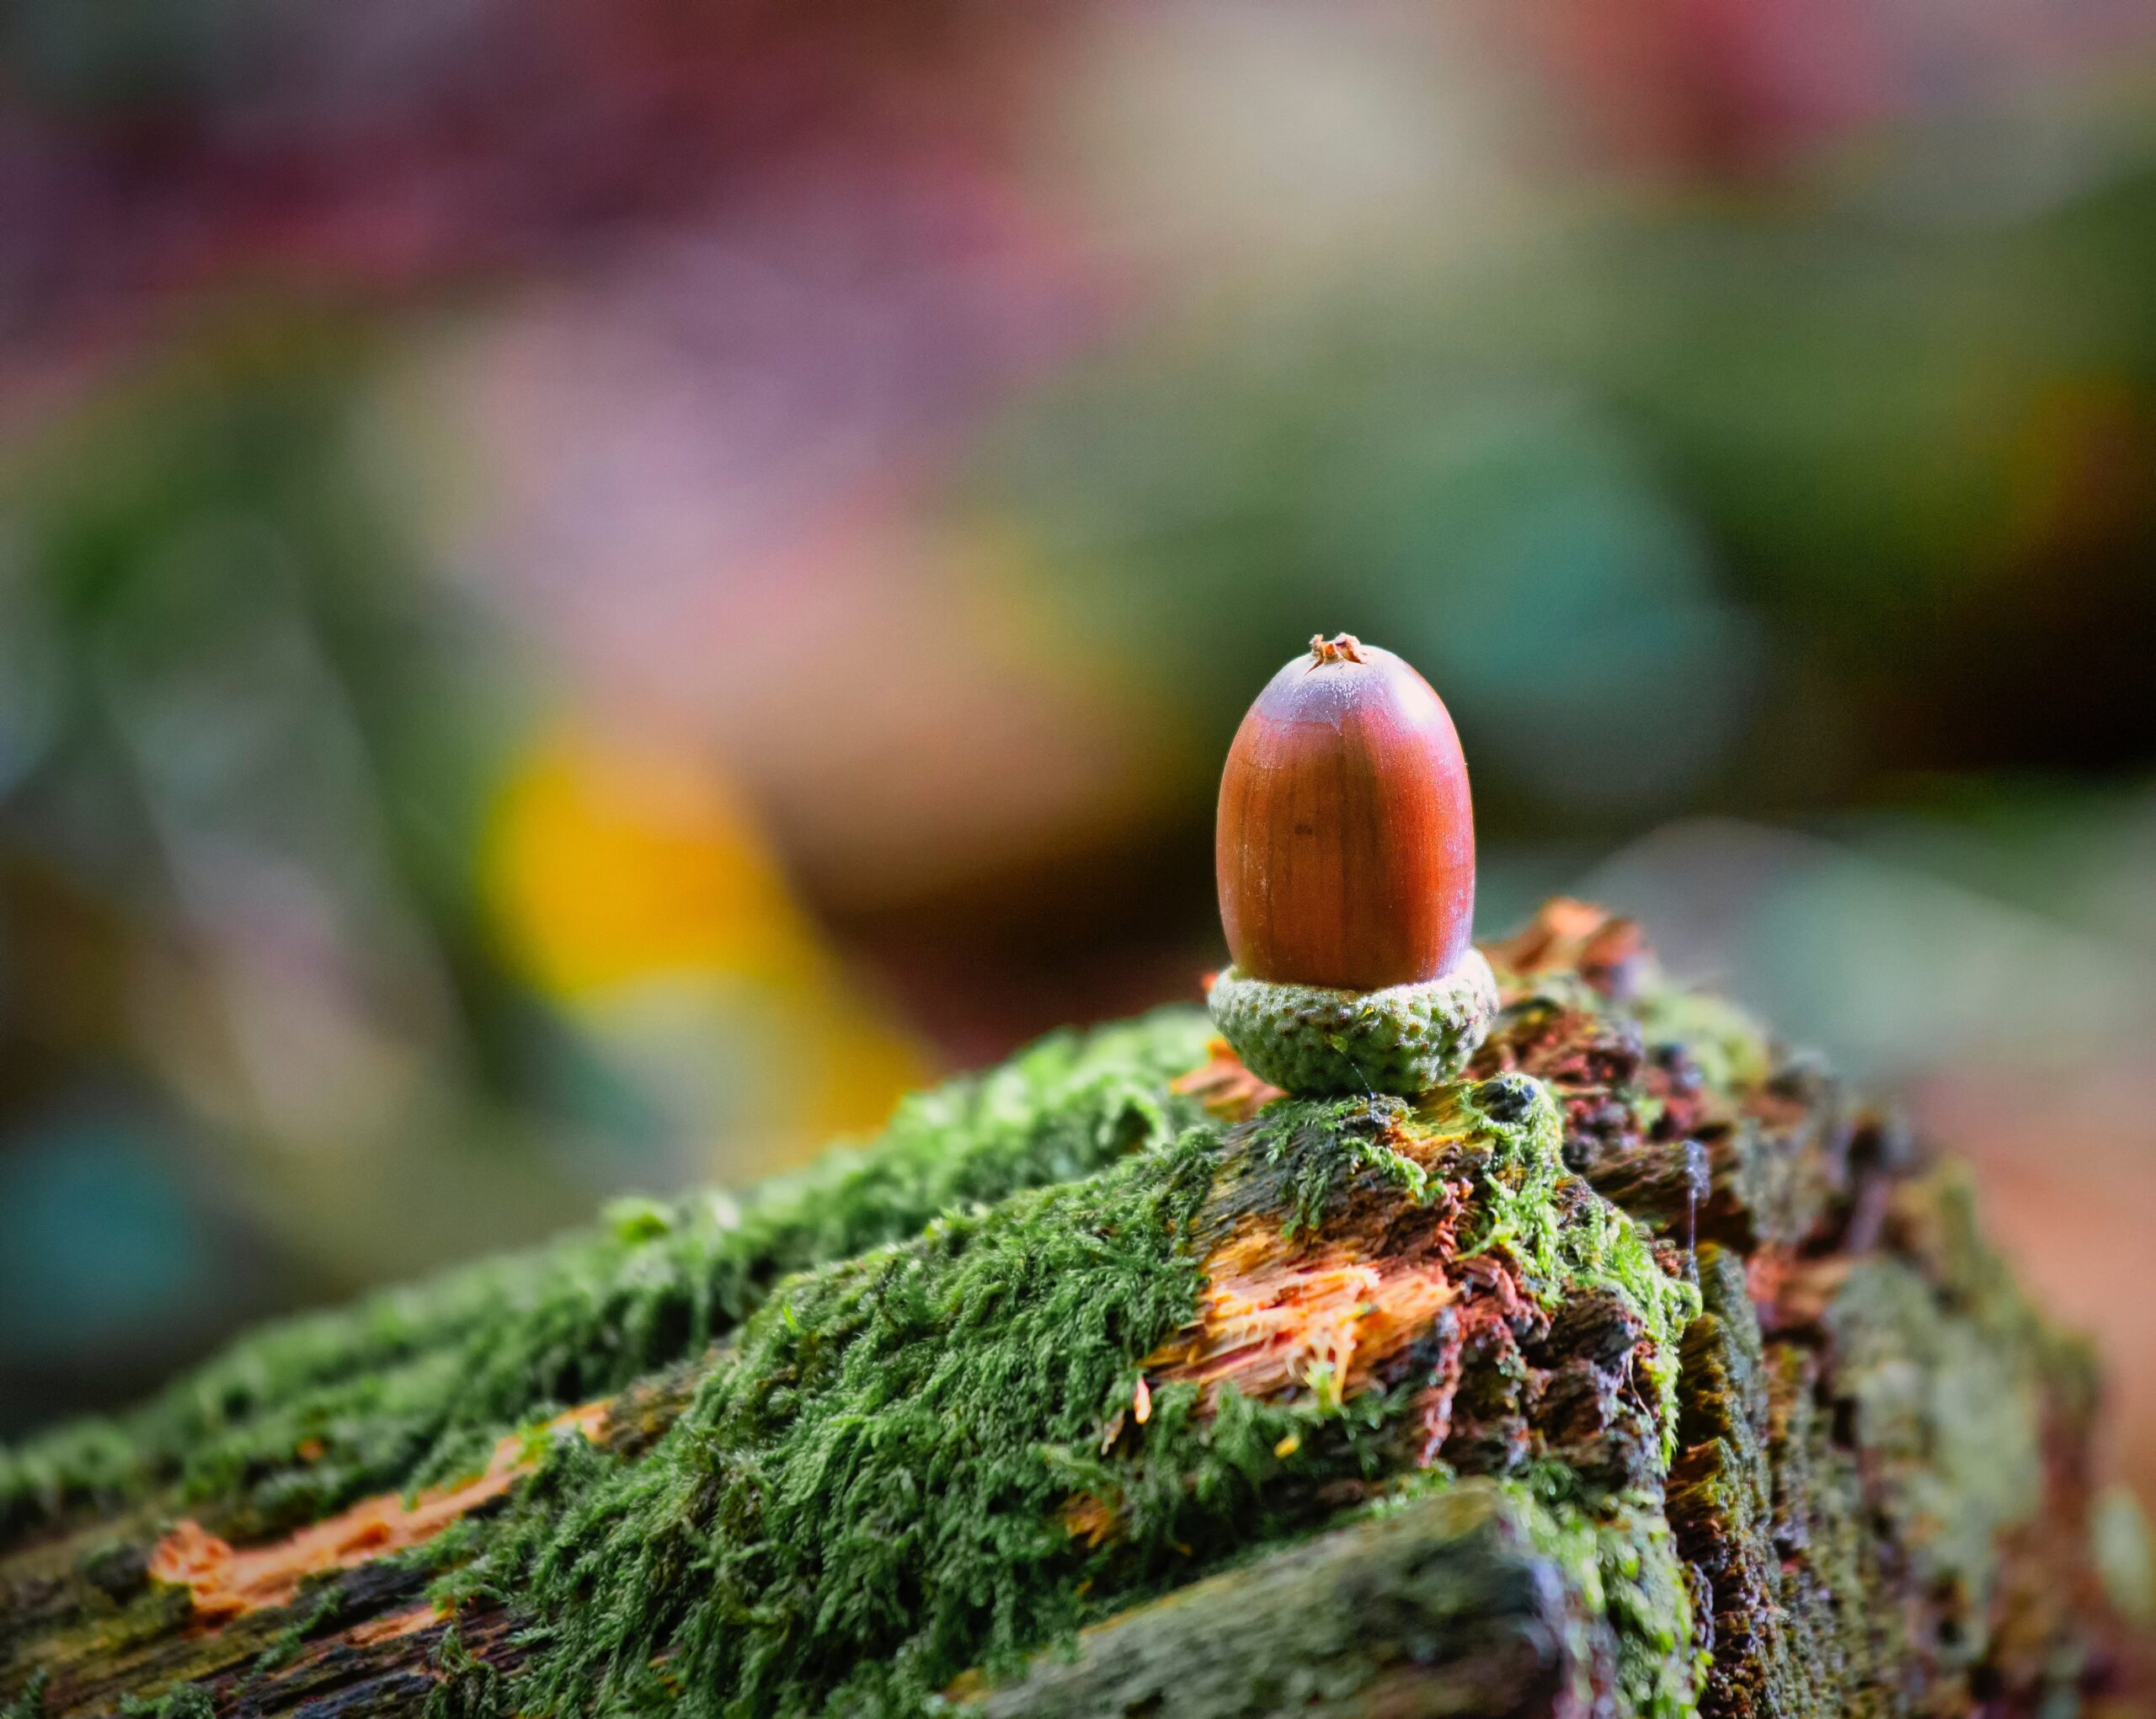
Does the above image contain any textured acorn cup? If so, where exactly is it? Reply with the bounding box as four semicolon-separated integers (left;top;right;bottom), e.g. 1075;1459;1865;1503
1209;633;1495;1096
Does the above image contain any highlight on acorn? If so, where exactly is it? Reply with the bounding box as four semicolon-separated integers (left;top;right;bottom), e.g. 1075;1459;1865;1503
1206;633;1497;1096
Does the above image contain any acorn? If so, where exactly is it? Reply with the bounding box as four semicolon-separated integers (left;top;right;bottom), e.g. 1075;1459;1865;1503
1207;633;1497;1096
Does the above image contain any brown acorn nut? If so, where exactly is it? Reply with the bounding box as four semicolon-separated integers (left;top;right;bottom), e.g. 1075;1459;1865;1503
1207;634;1493;1097
1217;633;1475;991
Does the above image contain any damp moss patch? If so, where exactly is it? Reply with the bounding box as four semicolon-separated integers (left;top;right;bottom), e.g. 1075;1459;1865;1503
418;1076;1701;1719
0;1011;1215;1540
5;1001;1710;1717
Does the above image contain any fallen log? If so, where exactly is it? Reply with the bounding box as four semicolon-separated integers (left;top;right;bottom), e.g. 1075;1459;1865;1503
3;903;2148;1718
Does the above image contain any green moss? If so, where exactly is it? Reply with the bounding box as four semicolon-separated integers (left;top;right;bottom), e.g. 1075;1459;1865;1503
1233;1095;1429;1237
5;988;1728;1717
1217;1076;1698;1415
1666;1245;1804;1717
403;1067;1704;1719
1822;1245;2046;1669
966;1482;1598;1719
1593;1512;1702;1719
2;1670;47;1719
446;1129;1266;1717
422;1625;510;1719
116;1685;214;1719
1455;1076;1701;1460
248;1585;344;1677
0;1010;1214;1539
1831;1170;2059;1647
1631;989;1773;1097
1502;1478;1701;1719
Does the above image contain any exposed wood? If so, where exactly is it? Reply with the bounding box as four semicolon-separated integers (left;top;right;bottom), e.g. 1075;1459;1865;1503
147;1405;609;1620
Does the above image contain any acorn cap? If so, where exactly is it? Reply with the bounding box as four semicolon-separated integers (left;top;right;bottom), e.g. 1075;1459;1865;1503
1206;955;1497;1097
1215;634;1475;994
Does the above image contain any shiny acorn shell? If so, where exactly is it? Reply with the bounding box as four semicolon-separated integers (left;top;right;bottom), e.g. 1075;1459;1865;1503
1215;635;1475;994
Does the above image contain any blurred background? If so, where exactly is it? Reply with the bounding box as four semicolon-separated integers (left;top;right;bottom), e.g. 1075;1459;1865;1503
2;0;2153;1507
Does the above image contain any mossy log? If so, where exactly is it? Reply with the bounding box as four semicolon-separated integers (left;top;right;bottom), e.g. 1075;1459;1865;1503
3;902;2148;1719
